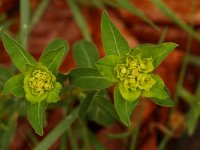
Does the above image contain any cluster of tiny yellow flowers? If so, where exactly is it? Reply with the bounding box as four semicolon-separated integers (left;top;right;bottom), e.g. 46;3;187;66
28;70;55;96
115;56;156;91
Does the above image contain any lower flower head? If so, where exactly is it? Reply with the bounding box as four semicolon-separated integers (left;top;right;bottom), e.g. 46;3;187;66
24;64;61;103
28;69;55;96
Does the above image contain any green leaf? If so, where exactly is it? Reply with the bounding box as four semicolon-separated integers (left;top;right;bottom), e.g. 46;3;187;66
79;91;97;120
34;108;79;150
101;11;130;56
151;0;200;42
89;131;107;150
46;82;62;103
186;107;200;135
3;74;25;97
119;82;141;102
130;42;178;68
27;101;48;136
69;68;112;90
73;40;99;68
68;0;91;41
0;64;12;81
0;112;17;150
41;39;69;56
96;55;124;82
116;0;159;30
149;98;174;107
2;33;37;72
39;39;69;75
114;86;139;127
96;96;119;121
142;75;169;100
87;96;118;126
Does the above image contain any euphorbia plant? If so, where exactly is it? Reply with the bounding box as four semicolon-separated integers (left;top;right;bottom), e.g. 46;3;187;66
70;11;177;127
1;10;177;137
96;12;177;126
2;33;69;135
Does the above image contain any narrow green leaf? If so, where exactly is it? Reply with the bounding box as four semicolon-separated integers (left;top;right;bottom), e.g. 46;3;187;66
96;55;124;82
69;68;112;90
106;131;132;139
34;108;79;150
130;42;178;68
151;0;200;42
142;75;169;100
79;91;97;120
101;11;130;56
68;0;91;41
116;0;159;31
186;107;200;135
29;0;50;31
3;74;25;97
149;98;174;107
2;33;37;72
114;86;139;127
39;39;69;75
27;101;48;136
73;40;99;68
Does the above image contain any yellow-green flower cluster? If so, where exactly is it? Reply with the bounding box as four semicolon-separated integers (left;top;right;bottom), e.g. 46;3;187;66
115;56;156;91
28;69;55;96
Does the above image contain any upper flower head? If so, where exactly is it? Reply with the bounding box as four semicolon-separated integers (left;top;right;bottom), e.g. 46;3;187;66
115;64;129;81
115;55;156;94
138;57;154;73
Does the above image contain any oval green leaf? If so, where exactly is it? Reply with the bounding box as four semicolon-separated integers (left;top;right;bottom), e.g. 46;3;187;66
73;40;99;68
114;85;139;127
96;55;124;82
101;11;130;56
39;39;69;75
3;73;25;97
2;33;37;72
69;68;112;90
27;101;48;136
130;42;178;68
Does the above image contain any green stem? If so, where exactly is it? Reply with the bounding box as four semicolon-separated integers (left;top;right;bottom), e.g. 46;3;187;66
20;0;30;48
29;0;50;31
158;0;196;148
67;0;92;41
67;126;79;150
80;121;90;150
129;100;144;150
158;27;168;44
60;133;68;150
186;54;200;67
34;108;79;150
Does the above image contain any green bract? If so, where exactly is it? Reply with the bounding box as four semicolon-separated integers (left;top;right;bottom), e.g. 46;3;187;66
96;11;178;126
2;33;69;135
